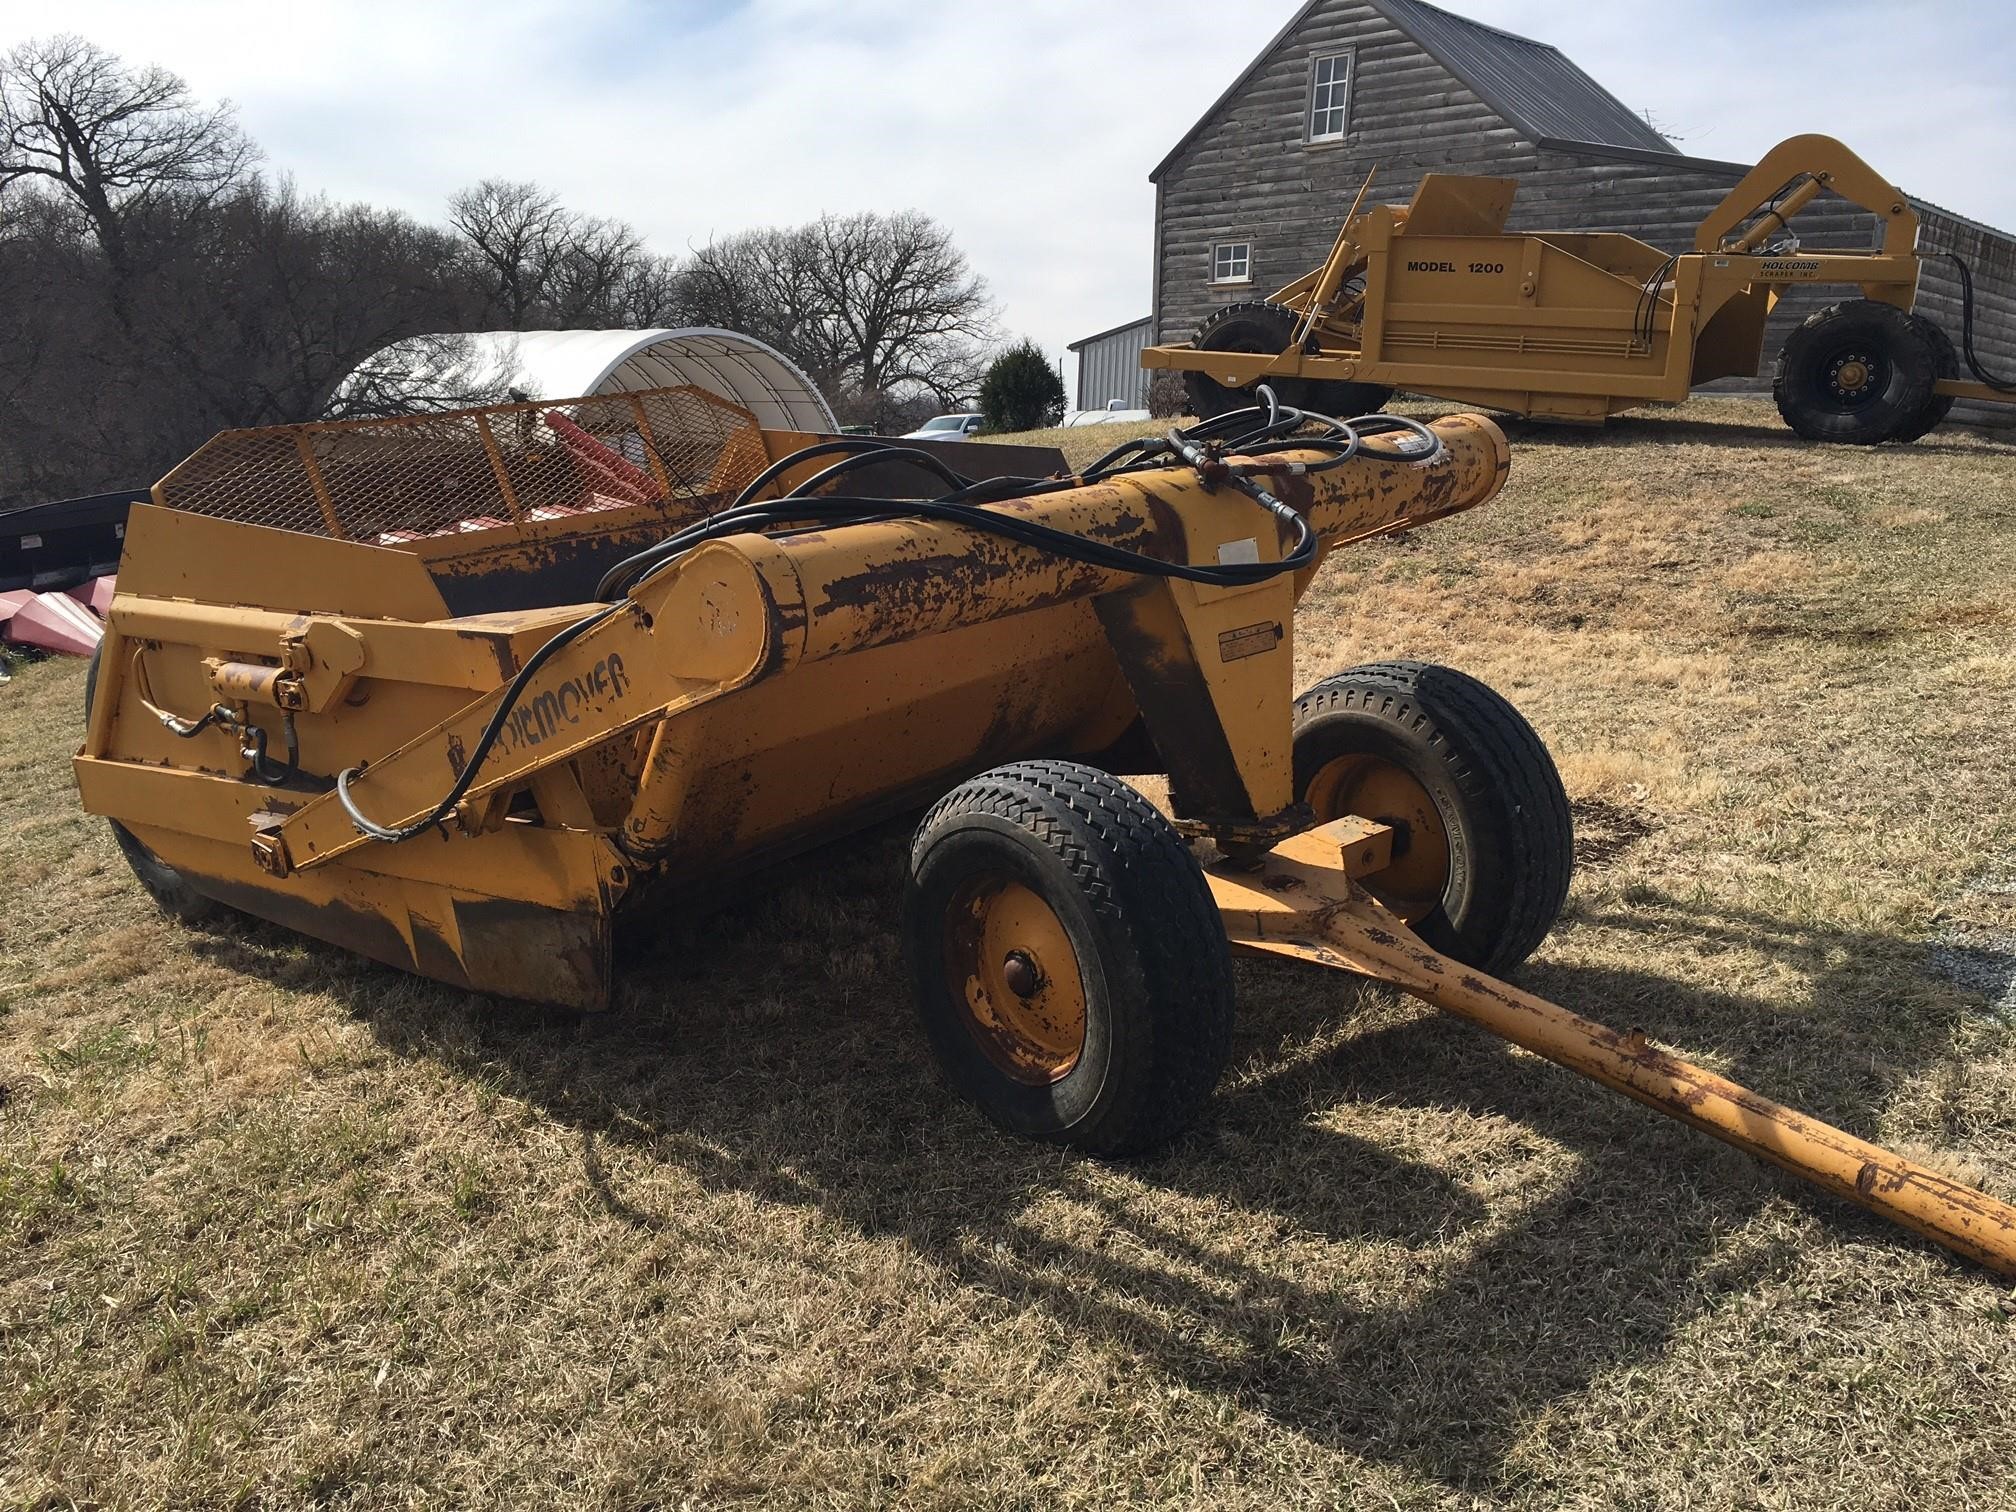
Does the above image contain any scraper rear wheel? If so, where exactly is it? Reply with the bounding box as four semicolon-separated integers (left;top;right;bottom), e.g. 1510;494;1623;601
904;760;1234;1155
83;644;226;926
1773;299;1942;445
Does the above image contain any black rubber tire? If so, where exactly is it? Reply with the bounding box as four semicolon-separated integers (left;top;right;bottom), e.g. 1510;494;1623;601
83;643;226;926
1292;662;1572;974
904;759;1235;1155
1772;299;1940;445
1184;301;1387;421
1891;313;1959;443
1185;301;1299;420
1300;377;1395;420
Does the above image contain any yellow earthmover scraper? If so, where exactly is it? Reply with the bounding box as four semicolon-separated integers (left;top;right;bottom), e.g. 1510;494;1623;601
74;382;2016;1278
1144;134;2016;442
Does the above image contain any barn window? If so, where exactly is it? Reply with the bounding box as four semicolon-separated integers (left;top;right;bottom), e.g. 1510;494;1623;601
1307;49;1354;142
1211;242;1252;284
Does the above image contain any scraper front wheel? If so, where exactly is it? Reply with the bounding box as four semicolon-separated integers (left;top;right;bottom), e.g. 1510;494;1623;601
904;760;1235;1155
1185;301;1391;421
1293;661;1572;974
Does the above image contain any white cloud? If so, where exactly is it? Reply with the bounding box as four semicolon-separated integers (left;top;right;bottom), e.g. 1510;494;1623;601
5;0;2011;395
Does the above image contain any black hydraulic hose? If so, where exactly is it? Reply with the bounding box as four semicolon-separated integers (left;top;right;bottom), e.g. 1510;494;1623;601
596;439;979;599
242;713;301;787
612;395;1438;593
1945;253;2016;392
722;435;958;515
1635;254;1680;350
335;600;624;842
342;388;1444;844
789;443;975;501
165;707;225;739
1081;435;1170;475
619;406;1441;597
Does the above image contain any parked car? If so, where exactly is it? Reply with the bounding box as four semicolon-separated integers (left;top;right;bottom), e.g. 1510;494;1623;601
901;413;985;441
1061;407;1152;427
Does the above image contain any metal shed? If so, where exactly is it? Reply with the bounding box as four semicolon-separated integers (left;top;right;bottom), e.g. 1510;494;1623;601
1068;317;1154;409
341;328;837;432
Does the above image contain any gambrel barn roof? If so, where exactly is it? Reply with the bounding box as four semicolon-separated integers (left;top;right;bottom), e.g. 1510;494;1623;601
1151;0;1674;183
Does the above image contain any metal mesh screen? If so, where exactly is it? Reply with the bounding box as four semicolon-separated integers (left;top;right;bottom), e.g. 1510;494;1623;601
151;386;771;543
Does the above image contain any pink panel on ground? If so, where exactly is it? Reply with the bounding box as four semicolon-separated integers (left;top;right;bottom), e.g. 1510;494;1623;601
66;575;117;616
5;592;105;656
0;589;32;628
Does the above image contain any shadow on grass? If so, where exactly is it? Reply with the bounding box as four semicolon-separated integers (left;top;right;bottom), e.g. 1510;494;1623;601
188;833;1983;1493
1489;409;2014;458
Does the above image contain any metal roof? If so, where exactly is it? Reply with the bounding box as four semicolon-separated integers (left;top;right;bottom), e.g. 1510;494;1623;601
1376;0;1672;154
338;328;837;433
1067;315;1153;351
1151;0;1673;183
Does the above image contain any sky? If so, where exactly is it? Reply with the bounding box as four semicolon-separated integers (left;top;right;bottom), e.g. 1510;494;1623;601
4;0;2012;395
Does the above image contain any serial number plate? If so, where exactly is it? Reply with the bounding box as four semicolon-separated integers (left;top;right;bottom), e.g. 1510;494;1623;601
1218;621;1283;662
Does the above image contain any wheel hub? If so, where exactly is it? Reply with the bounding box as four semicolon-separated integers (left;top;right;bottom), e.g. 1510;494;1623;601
1303;755;1450;919
1825;350;1884;405
1001;950;1041;999
944;879;1087;1085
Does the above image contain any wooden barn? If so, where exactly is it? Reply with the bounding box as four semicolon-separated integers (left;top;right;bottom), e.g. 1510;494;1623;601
1146;0;2016;427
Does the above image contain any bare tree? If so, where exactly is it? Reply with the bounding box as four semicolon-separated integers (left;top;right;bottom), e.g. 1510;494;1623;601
672;225;827;356
673;210;996;408
448;179;659;328
162;186;493;424
802;211;995;396
0;35;254;286
607;252;683;328
0;37;1013;507
448;180;565;326
329;332;516;420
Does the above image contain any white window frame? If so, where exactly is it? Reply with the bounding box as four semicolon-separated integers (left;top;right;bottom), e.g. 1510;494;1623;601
1307;47;1354;143
1210;241;1253;285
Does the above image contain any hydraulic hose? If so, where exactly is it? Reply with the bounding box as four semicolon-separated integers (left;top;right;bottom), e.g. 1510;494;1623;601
1945;253;2016;392
342;390;1442;844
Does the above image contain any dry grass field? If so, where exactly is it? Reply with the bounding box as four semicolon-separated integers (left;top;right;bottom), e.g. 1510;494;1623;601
4;396;2016;1508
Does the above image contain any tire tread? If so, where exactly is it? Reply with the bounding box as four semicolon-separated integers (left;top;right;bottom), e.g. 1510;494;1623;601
1773;299;1938;445
1293;661;1571;972
910;760;1234;1153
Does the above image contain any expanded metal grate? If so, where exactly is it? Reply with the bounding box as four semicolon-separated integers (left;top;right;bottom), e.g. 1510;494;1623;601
151;386;773;543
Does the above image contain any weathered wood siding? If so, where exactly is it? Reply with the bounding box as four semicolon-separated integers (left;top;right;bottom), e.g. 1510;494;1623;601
1154;0;2016;429
1913;208;2016;430
1155;0;1519;342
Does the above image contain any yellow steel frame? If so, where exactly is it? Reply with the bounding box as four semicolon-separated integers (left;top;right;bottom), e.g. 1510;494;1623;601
72;390;2016;1279
1207;822;2016;1279
76;409;1509;1008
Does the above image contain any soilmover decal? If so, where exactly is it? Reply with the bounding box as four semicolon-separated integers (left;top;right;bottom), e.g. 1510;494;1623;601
494;651;630;756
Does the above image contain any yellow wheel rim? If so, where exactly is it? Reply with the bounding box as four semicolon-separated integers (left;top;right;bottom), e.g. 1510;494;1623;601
943;878;1088;1085
1304;755;1451;920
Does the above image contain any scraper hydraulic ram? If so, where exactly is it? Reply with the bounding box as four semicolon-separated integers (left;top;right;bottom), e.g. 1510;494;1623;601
74;383;2016;1279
